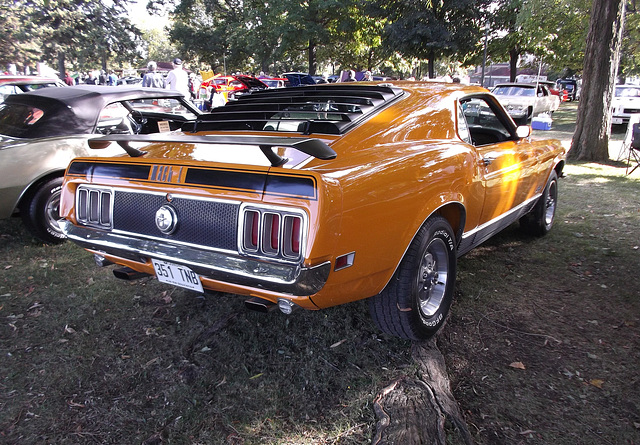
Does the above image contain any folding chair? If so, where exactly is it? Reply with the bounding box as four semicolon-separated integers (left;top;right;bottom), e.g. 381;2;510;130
627;122;640;175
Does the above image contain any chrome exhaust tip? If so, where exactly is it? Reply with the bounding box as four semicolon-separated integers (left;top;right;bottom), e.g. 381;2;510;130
94;254;113;267
277;298;298;315
244;297;276;313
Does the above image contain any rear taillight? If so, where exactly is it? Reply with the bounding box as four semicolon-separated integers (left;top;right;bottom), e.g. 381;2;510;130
239;205;306;261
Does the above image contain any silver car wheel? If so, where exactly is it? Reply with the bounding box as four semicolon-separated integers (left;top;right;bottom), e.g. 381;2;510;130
417;238;449;318
544;179;558;228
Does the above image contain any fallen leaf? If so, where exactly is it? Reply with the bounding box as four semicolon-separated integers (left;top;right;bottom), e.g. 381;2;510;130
4;265;12;270
64;325;76;334
589;379;604;389
249;373;263;380
509;361;526;370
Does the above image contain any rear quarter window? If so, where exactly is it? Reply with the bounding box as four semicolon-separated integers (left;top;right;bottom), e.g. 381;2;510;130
0;103;46;137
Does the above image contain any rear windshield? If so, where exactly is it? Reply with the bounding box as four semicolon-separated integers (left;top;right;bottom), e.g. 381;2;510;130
0;103;45;138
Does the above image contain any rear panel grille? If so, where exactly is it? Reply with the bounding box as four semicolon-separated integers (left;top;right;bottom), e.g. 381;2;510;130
75;186;308;263
112;191;239;251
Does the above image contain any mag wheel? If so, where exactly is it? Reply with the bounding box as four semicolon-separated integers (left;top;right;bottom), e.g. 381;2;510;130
20;177;66;244
369;215;457;341
520;171;558;237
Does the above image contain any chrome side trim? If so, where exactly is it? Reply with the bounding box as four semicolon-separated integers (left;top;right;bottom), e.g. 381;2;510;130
61;221;330;296
458;193;540;256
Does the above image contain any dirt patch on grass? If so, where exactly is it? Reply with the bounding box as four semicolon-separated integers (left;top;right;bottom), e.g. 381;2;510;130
1;102;639;444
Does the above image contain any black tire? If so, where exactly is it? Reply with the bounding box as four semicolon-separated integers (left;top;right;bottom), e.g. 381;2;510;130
368;215;457;341
520;170;558;236
20;177;66;244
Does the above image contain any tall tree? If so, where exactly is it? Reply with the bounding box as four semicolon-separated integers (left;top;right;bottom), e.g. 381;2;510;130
167;0;359;75
569;0;626;161
619;1;640;80
486;0;527;82
517;0;591;75
2;0;141;75
370;0;489;78
0;0;38;70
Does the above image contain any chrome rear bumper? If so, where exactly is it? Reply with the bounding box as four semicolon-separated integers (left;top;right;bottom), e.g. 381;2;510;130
61;221;330;296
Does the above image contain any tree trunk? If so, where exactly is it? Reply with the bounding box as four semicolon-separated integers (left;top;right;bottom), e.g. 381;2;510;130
568;0;626;161
372;339;473;445
308;40;317;76
509;47;518;82
428;50;435;79
57;52;66;79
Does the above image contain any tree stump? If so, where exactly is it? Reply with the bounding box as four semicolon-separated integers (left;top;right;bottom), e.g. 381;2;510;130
372;338;473;445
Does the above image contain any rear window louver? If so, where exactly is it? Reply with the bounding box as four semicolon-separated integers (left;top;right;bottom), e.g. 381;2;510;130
183;84;404;135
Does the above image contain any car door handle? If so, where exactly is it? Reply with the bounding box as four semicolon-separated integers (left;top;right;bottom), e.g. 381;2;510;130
483;157;496;166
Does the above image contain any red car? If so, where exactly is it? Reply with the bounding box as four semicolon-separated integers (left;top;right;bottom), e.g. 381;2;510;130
539;80;568;102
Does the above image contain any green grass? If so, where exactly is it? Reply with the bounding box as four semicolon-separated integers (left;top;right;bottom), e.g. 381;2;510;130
2;109;640;443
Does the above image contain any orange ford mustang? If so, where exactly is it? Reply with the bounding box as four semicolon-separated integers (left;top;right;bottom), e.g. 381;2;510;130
59;82;565;340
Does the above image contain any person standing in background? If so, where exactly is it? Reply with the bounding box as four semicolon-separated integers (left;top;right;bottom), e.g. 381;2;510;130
165;58;189;97
64;72;74;86
142;61;165;88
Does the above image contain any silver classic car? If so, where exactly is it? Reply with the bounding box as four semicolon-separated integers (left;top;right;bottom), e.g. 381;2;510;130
0;85;200;243
492;83;560;125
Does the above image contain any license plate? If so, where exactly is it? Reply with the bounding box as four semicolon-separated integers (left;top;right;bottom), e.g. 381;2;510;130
612;117;623;125
152;259;203;292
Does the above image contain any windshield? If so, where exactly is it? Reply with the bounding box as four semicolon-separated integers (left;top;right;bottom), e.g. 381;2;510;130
126;98;198;119
493;86;535;97
0;103;46;137
615;87;640;98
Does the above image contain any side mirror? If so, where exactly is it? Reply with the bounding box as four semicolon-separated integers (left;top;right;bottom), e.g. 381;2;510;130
516;125;531;139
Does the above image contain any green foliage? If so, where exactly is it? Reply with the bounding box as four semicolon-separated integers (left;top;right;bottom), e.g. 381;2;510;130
620;4;640;79
367;0;490;77
0;0;40;67
1;0;142;73
516;0;590;75
166;0;364;75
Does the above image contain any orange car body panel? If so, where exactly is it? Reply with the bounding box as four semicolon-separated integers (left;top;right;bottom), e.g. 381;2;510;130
60;82;565;310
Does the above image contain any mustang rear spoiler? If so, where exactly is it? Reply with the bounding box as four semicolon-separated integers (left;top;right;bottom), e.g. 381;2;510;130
88;134;337;167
